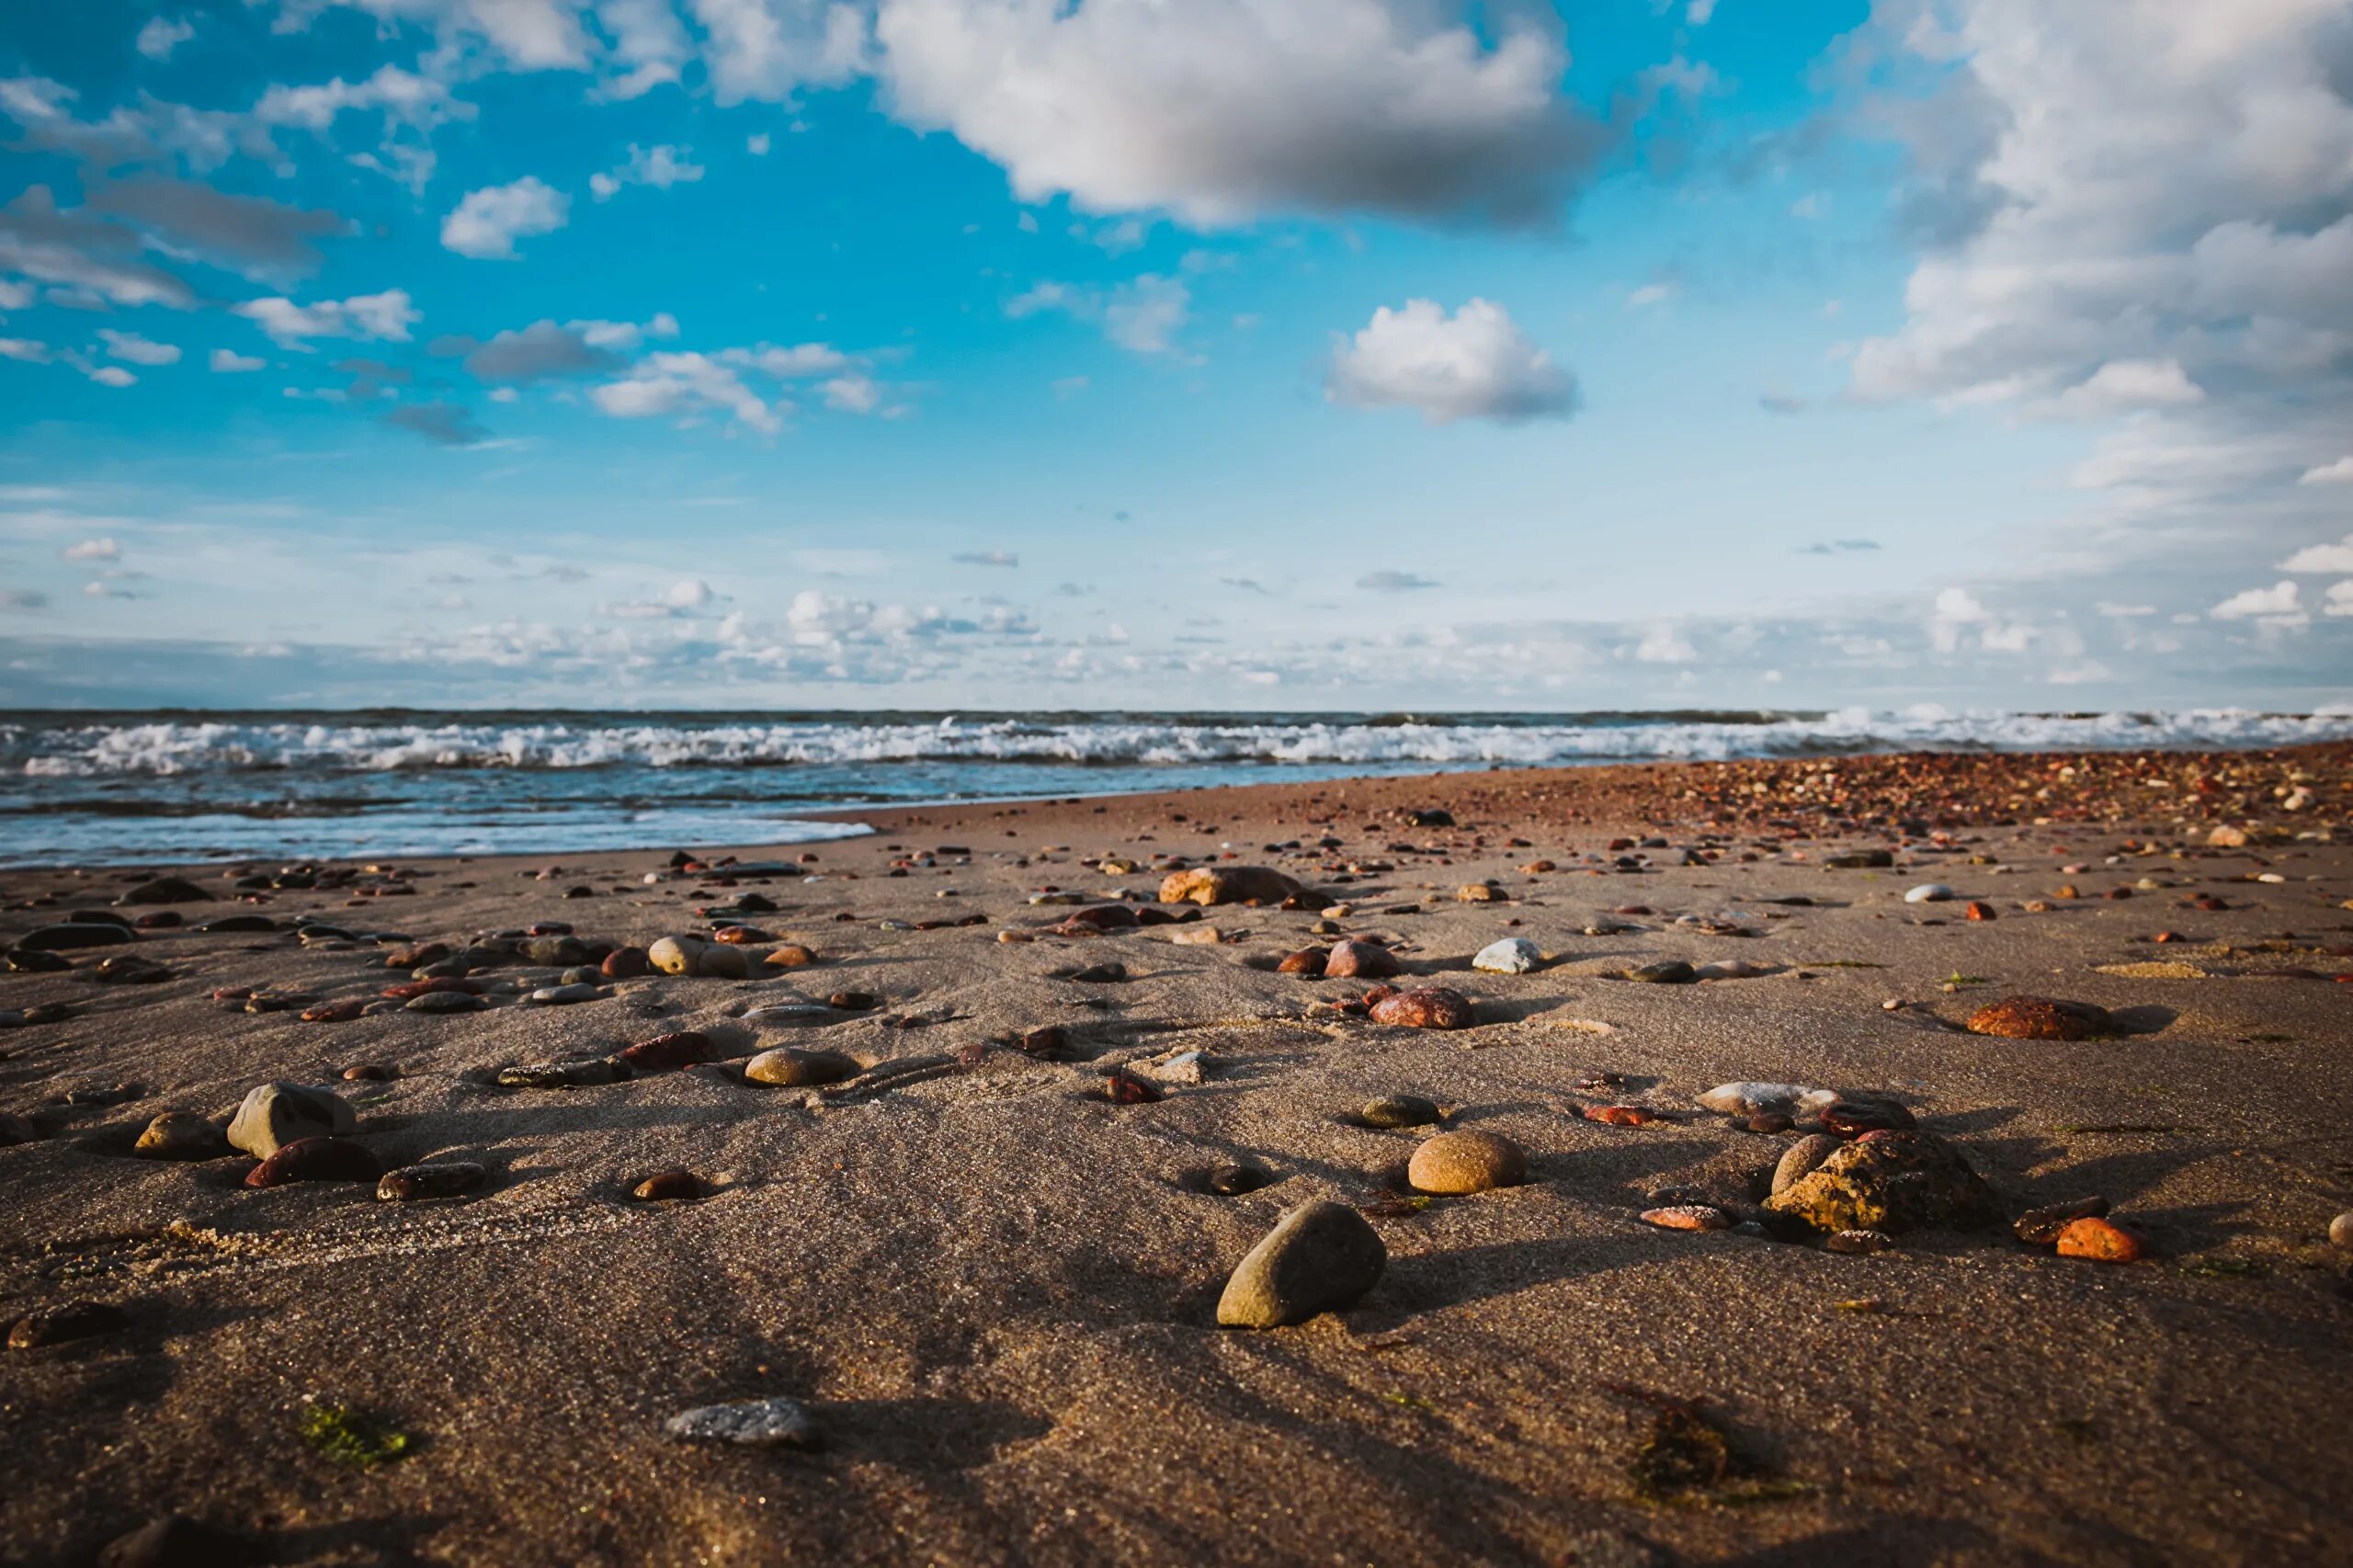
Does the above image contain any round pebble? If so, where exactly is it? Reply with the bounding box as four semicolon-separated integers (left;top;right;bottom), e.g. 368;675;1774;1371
1406;1130;1526;1195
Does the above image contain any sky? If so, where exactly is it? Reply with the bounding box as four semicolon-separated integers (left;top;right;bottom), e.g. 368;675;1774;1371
0;0;2348;712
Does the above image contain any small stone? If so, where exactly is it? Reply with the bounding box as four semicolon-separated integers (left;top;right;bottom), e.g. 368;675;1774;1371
1904;883;1955;903
765;943;820;968
2207;824;2250;847
1772;1134;1841;1196
601;946;653;979
1824;1229;1896;1255
827;990;880;1011
1103;1068;1163;1103
1406;1130;1526;1194
2014;1196;2110;1244
1206;1164;1266;1196
1148;1049;1207;1085
227;1083;355;1158
2055;1215;2145;1262
405;990;485;1015
1820;1098;1916;1135
1764;1131;1999;1235
1277;947;1330;975
1965;996;2116;1040
119;875;215;905
1358;1094;1440;1130
8;1299;127;1350
1324;940;1399;980
632;1168;704;1201
1641;1205;1730;1231
1698;1082;1835;1119
1626;960;1697;984
1472;937;1540;974
1585;1105;1658;1127
2328;1211;2353;1250
530;983;601;1005
135;1111;227;1161
17;923;135;951
665;1395;823;1449
244;1135;383;1188
1159;866;1305;906
1017;1025;1069;1059
1963;902;1997;921
648;935;705;975
1457;881;1501;903
1216;1200;1387;1328
617;1030;712;1073
377;1162;486;1201
1369;986;1476;1029
341;1062;391;1082
499;1059;620;1089
1826;849;1895;869
744;1047;858;1086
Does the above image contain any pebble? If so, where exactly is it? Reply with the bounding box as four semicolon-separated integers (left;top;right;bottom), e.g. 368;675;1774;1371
1765;1131;1998;1234
498;1059;620;1089
601;946;653;979
1324;940;1399;980
1457;881;1501;903
2013;1196;2109;1244
1626;960;1696;984
1824;1229;1896;1255
2329;1211;2353;1250
617;1031;712;1073
244;1135;383;1188
1406;1130;1527;1194
1772;1134;1841;1196
8;1299;127;1350
1215;1200;1387;1328
1820;1098;1916;1134
764;944;820;968
743;1047;858;1086
405;991;485;1015
1904;883;1955;903
377;1162;487;1201
227;1083;355;1158
1583;1105;1657;1126
1277;947;1330;975
665;1395;824;1449
1369;986;1476;1029
1358;1094;1440;1130
2055;1215;2145;1263
529;983;601;1005
1147;1049;1208;1085
1964;996;2116;1040
119;875;213;904
1693;958;1776;981
743;1002;842;1026
1697;1082;1835;1119
1472;937;1540;973
1641;1205;1730;1232
1159;866;1303;906
1206;1164;1266;1196
632;1169;704;1201
17;923;134;950
135;1112;227;1161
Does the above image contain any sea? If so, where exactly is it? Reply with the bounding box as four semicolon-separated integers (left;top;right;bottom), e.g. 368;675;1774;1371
4;707;2348;867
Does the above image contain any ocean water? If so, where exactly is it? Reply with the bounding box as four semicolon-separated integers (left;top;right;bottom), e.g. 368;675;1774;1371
4;706;2348;866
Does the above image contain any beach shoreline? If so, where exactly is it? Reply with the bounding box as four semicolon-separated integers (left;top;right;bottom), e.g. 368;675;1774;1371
2;744;2348;1566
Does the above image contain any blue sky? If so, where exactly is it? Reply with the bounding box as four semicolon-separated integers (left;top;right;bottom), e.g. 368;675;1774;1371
0;0;2348;710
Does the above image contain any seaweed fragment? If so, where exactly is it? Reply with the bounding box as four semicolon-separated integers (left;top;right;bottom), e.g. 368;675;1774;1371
300;1403;414;1470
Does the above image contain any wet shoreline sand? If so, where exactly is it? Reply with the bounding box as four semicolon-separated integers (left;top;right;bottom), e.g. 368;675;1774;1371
3;744;2349;1565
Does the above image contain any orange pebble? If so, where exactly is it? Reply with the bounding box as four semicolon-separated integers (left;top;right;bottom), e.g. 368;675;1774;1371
2055;1216;2145;1263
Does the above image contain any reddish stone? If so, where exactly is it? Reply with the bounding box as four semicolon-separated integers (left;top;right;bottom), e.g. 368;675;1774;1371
1965;995;2115;1040
710;926;770;944
1060;904;1141;934
301;1000;366;1024
1584;1105;1657;1126
1103;1069;1163;1104
1277;947;1331;975
617;1031;712;1073
244;1136;382;1188
1963;902;1996;921
601;946;652;979
1324;940;1400;980
382;977;483;1001
631;1169;703;1201
2054;1216;2145;1263
1369;986;1476;1029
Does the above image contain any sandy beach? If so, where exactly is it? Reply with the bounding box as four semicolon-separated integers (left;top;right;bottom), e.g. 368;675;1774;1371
4;744;2350;1567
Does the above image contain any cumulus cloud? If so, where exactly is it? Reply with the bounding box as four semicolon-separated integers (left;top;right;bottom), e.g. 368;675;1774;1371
589;142;704;199
591;350;781;434
2211;581;2302;621
441;176;570;258
1325;298;1576;425
2280;534;2353;574
97;329;179;366
136;17;196;59
873;0;1600;226
692;0;870;103
2302;457;2353;486
85;176;346;281
2053;358;2205;416
382;401;489;446
61;537;120;562
449;320;627;381
0;185;195;308
210;347;265;372
1007;274;1192;358
233;289;419;348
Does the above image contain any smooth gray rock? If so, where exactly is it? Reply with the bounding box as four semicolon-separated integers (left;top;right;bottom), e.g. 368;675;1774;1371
1217;1200;1386;1329
226;1083;354;1159
665;1395;824;1449
1472;937;1541;974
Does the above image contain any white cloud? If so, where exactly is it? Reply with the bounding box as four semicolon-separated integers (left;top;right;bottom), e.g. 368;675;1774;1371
1008;275;1192;358
97;329;180;366
2279;534;2353;574
746;131;771;155
137;17;196;59
691;0;869;104
2328;581;2353;618
2054;358;2204;415
62;537;119;562
233;290;419;348
2301;456;2353;485
1325;298;1575;426
591;350;781;434
85;365;136;388
1634;622;1697;663
1626;279;1677;309
441;176;570;259
590;142;705;200
210;347;266;372
2211;581;2302;620
0;337;48;362
872;0;1598;226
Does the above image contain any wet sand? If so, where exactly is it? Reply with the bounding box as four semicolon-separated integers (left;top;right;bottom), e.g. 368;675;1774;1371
3;744;2349;1567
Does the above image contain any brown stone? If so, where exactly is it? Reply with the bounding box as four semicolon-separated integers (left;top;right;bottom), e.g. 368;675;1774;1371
2055;1215;2145;1262
1407;1130;1526;1194
632;1169;703;1201
1324;939;1399;980
1369;986;1476;1029
244;1136;383;1188
1277;947;1330;975
1965;995;2116;1040
617;1031;712;1072
1158;866;1306;906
